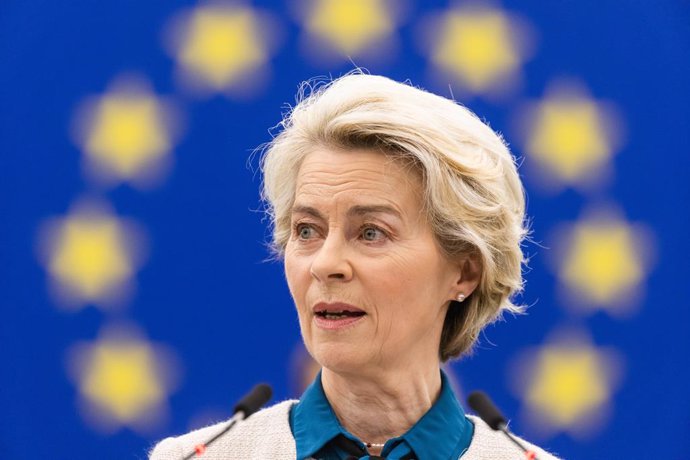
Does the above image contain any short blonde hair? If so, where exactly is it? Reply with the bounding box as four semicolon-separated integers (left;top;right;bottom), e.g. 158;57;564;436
261;73;528;361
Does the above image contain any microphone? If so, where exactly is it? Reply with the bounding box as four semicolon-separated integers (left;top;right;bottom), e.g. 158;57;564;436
234;383;273;418
182;383;273;459
467;391;539;460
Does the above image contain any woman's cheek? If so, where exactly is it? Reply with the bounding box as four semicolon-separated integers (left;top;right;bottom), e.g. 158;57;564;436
286;256;313;318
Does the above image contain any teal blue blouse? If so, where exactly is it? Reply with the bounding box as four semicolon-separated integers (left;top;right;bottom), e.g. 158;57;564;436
289;370;474;460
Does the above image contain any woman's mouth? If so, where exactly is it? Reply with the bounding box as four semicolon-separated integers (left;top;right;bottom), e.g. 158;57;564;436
315;310;365;319
313;302;366;329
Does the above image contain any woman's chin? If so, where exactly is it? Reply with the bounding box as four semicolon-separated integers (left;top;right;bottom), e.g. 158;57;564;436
311;344;367;374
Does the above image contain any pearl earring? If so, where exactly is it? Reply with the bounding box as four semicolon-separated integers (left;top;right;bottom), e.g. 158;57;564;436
456;293;466;302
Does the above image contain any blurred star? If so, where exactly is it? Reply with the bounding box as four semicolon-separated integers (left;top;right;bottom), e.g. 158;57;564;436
178;6;265;88
550;208;655;316
81;343;163;421
562;223;641;303
87;97;169;176
166;3;278;95
73;76;181;187
304;0;394;56
67;323;180;433
37;200;146;309
510;329;623;438
50;217;131;298
527;346;609;426
424;5;532;97
515;80;624;189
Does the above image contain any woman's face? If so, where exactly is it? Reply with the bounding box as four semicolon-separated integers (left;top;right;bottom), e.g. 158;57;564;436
284;147;470;374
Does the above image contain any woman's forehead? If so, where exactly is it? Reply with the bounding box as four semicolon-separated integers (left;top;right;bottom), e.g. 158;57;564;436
296;148;422;191
288;149;428;227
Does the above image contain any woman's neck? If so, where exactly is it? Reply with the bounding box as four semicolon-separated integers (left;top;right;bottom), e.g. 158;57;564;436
321;365;442;455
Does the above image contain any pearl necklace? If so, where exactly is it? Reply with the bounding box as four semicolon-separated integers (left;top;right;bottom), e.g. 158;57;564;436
365;441;386;449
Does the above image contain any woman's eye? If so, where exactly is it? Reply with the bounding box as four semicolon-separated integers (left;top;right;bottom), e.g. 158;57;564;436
361;226;386;242
296;224;315;240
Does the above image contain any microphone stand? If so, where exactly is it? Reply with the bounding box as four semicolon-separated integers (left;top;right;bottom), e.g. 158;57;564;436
467;391;539;460
180;383;273;459
181;411;246;459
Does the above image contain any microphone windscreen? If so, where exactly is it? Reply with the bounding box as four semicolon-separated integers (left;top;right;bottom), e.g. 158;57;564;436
467;391;507;430
233;383;273;418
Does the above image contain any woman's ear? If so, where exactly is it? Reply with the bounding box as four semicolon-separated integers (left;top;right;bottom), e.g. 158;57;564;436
454;252;482;298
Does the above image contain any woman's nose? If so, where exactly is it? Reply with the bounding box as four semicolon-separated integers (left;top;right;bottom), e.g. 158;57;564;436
309;233;353;282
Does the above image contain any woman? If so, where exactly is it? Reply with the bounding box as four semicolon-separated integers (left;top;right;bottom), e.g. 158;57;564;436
151;74;559;460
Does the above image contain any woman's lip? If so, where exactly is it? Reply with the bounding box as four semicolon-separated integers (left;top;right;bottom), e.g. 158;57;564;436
313;314;365;330
312;302;365;314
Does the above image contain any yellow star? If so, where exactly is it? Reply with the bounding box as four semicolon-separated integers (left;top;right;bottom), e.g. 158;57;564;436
304;0;394;56
81;86;174;182
549;209;655;315
561;222;643;305
431;7;524;93
526;346;610;427
81;343;164;422
511;330;623;437
67;324;180;432
521;83;622;186
50;217;132;299
175;5;267;90
39;201;144;308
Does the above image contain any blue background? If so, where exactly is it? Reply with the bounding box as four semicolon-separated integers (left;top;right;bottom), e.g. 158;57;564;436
1;1;689;459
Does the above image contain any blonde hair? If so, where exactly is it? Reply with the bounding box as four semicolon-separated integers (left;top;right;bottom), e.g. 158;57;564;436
261;73;528;361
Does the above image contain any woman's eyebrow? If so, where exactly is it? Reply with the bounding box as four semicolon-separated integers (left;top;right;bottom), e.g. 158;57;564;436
291;204;402;220
347;205;402;220
291;205;323;220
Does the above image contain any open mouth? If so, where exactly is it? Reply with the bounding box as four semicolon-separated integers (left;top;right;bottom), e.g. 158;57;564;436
313;302;366;321
315;310;366;320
